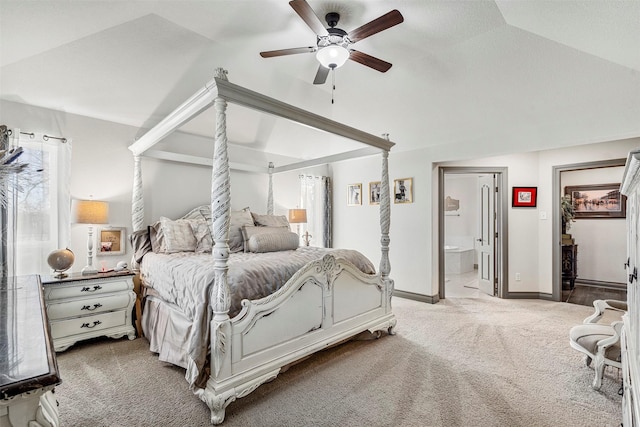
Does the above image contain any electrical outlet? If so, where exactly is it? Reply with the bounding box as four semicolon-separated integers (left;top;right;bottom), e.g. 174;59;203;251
515;273;521;281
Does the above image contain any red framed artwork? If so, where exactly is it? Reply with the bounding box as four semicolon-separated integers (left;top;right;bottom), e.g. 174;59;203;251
512;186;537;207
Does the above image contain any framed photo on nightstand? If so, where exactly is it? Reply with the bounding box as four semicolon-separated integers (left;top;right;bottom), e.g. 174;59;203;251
97;227;125;256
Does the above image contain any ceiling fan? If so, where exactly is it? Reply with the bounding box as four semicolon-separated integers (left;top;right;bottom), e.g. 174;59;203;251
260;0;404;85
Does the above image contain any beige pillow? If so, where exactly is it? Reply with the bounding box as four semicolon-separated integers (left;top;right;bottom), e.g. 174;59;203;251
248;232;300;253
148;217;197;253
189;219;213;253
241;225;290;252
251;212;290;228
200;206;254;253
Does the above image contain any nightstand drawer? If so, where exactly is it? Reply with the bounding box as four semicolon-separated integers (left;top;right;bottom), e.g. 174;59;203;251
44;277;132;301
46;292;134;320
50;310;126;340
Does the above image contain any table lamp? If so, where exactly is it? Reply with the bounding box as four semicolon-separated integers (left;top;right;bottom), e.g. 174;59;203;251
72;199;109;275
288;208;311;246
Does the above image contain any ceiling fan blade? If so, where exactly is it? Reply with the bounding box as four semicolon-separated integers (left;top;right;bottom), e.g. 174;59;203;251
313;65;330;85
347;10;404;43
289;0;329;36
349;50;392;73
260;46;316;58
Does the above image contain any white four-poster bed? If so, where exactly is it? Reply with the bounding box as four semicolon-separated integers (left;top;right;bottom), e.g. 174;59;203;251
128;68;396;424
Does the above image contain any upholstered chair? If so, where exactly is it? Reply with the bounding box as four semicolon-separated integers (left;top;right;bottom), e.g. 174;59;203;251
569;299;627;390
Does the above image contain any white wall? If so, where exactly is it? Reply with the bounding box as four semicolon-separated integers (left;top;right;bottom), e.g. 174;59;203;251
332;150;430;295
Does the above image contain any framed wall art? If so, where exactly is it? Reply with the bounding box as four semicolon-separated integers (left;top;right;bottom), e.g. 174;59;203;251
512;187;537;207
394;178;413;204
369;181;381;205
97;226;126;256
564;183;626;219
347;183;362;206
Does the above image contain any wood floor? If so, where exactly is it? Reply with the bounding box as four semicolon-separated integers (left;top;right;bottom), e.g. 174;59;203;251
563;284;627;307
445;271;627;307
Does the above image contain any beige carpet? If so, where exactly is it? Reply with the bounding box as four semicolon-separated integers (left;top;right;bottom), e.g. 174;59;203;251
55;296;623;426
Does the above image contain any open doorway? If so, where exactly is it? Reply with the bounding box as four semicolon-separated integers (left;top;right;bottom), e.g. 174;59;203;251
552;158;628;304
438;167;508;300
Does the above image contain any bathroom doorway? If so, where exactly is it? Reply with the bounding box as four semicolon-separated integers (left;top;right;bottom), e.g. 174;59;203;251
438;167;508;300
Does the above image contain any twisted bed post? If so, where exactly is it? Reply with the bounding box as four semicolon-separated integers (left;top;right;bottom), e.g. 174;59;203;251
267;162;274;215
131;155;144;271
197;69;237;425
210;93;232;372
379;135;394;328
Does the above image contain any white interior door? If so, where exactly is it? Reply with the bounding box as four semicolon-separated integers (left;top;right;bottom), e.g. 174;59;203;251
478;174;496;296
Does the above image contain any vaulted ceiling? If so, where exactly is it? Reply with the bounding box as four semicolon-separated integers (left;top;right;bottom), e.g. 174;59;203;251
1;1;639;163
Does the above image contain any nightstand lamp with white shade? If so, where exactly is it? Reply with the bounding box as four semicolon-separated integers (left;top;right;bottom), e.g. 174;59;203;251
288;208;311;246
72;199;109;275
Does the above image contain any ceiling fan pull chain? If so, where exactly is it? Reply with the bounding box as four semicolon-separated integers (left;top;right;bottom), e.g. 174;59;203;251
332;68;336;104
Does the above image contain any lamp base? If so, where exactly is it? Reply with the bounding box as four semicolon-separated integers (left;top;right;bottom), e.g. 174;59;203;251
302;231;312;247
81;265;98;276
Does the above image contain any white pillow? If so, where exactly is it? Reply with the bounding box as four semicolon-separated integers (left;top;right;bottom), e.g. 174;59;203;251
248;232;300;253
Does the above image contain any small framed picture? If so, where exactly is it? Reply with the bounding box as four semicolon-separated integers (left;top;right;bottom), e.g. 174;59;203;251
394;178;413;204
347;183;362;206
369;181;381;205
512;187;537;207
97;227;126;256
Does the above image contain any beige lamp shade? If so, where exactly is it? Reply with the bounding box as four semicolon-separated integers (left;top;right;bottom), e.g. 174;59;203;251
288;209;307;224
72;200;109;224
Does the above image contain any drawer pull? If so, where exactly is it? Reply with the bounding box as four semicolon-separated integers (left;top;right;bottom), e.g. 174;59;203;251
81;285;103;293
81;321;102;329
81;303;103;311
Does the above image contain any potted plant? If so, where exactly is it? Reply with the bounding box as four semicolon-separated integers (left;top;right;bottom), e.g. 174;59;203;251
561;195;575;243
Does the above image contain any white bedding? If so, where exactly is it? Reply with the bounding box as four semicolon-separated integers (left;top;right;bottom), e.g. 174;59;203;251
140;247;376;388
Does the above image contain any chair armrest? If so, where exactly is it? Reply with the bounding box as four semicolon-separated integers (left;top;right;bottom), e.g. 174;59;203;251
595;321;624;350
584;299;627;324
605;299;628;311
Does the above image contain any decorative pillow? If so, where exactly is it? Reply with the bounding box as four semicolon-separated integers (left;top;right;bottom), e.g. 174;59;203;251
200;206;254;253
148;221;164;253
129;229;152;263
248;232;300;253
241;225;290;252
189;219;213;253
182;205;209;221
149;217;197;253
251;212;290;228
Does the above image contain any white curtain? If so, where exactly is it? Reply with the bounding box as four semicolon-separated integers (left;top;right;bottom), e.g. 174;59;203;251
6;129;71;276
298;175;331;248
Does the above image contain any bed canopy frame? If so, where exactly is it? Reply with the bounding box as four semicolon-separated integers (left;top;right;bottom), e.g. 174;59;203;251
128;68;396;424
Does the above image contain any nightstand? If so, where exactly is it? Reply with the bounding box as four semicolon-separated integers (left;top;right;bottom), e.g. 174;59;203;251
41;270;136;352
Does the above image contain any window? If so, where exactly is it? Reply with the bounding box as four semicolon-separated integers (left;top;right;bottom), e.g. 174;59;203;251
5;131;71;276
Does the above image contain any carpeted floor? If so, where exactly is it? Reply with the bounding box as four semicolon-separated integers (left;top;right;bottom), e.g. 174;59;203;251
55;296;623;427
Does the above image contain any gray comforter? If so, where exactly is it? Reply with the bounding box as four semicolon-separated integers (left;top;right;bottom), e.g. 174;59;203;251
140;247;376;388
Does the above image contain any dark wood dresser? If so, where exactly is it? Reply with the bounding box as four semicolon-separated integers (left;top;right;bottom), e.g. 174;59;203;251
0;275;61;426
562;243;578;290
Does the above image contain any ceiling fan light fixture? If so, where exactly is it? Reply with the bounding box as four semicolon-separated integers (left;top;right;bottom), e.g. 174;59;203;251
316;45;349;69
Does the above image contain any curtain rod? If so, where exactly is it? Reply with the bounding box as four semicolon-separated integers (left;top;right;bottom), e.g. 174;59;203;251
7;129;68;143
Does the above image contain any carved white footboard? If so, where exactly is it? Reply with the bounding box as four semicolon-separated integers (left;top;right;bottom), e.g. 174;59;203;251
195;254;396;424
